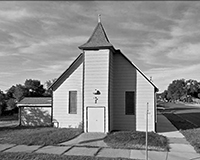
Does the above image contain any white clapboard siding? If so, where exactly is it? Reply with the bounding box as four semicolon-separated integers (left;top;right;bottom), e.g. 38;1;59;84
21;107;52;126
136;70;155;131
53;63;83;128
84;49;110;132
112;52;137;131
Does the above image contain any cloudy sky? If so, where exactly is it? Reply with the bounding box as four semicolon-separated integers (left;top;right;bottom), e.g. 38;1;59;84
0;1;200;92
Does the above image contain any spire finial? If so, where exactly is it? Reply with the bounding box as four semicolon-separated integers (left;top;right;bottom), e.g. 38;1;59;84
98;14;101;23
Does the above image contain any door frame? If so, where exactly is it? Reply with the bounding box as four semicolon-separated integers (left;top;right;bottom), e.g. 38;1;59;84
86;106;106;132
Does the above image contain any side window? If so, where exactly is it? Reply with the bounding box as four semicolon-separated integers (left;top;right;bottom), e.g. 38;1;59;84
69;91;77;114
125;91;135;115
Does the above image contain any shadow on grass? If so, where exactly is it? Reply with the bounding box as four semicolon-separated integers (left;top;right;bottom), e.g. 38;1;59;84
104;131;169;151
163;112;200;130
21;107;52;126
0;125;52;131
158;102;200;131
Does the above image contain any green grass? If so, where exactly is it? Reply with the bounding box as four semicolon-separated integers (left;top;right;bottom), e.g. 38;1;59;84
0;152;133;160
104;131;169;151
0;126;82;145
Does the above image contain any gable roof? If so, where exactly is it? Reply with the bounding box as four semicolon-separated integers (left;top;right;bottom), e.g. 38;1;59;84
49;53;83;91
49;20;158;92
79;22;114;50
17;97;51;107
116;50;159;92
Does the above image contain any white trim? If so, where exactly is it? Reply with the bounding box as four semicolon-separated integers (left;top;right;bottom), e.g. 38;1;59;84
131;61;158;90
17;104;51;107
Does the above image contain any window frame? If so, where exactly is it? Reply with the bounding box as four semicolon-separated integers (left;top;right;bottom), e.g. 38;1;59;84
68;91;77;114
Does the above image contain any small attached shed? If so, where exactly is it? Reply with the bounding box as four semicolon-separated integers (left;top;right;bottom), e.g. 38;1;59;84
17;97;52;126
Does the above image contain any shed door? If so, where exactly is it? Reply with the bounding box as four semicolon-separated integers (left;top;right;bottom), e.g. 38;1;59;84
87;107;105;132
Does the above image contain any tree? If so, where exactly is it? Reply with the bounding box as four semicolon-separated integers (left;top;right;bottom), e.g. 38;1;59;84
44;78;57;89
24;79;45;97
6;85;16;99
6;98;16;111
161;90;169;102
43;78;57;96
185;79;200;98
167;79;187;101
13;84;28;102
0;90;6;115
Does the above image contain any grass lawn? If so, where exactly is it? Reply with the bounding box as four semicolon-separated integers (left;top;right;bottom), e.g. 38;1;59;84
0;126;82;145
162;110;200;153
163;113;196;130
0;114;18;121
104;131;169;151
181;128;200;153
0;152;133;160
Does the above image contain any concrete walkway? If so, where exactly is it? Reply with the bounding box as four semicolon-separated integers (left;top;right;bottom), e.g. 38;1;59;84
1;113;200;159
156;112;200;160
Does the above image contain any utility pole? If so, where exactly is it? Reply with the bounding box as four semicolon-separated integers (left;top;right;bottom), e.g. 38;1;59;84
146;102;149;160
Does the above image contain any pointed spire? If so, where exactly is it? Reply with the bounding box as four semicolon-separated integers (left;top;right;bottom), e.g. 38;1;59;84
79;15;114;50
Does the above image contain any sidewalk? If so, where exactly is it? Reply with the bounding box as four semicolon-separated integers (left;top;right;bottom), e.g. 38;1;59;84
0;143;163;159
1;114;200;160
156;112;200;160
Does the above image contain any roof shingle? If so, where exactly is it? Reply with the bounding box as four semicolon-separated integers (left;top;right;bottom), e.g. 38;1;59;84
17;97;51;106
79;22;114;50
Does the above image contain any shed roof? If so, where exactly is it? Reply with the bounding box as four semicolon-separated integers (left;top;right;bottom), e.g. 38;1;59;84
79;22;114;50
17;97;51;107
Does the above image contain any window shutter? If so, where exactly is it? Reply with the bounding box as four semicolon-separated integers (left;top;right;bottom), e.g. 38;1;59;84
69;91;77;114
125;91;135;115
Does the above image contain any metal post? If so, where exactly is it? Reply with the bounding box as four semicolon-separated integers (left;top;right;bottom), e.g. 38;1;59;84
146;102;149;160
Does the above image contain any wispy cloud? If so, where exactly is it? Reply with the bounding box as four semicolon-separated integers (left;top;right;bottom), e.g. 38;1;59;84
0;1;200;92
0;72;16;78
18;36;87;55
145;64;200;92
0;9;33;21
23;58;75;75
167;43;200;61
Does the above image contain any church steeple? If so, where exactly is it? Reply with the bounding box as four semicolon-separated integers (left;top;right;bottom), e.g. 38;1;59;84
79;15;114;50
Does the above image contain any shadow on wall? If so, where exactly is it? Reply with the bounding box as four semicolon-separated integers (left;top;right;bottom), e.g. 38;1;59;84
21;107;52;126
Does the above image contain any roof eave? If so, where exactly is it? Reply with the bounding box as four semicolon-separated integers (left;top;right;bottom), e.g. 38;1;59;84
17;104;51;107
78;45;114;50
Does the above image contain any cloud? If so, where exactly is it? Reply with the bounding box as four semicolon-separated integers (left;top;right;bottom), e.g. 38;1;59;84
0;9;33;21
120;2;200;67
121;22;149;31
23;58;75;75
135;37;179;66
145;64;200;92
167;43;200;61
18;36;87;55
0;52;7;57
0;72;16;78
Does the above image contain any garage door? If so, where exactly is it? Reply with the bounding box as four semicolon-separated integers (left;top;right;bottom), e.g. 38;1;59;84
87;107;105;132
